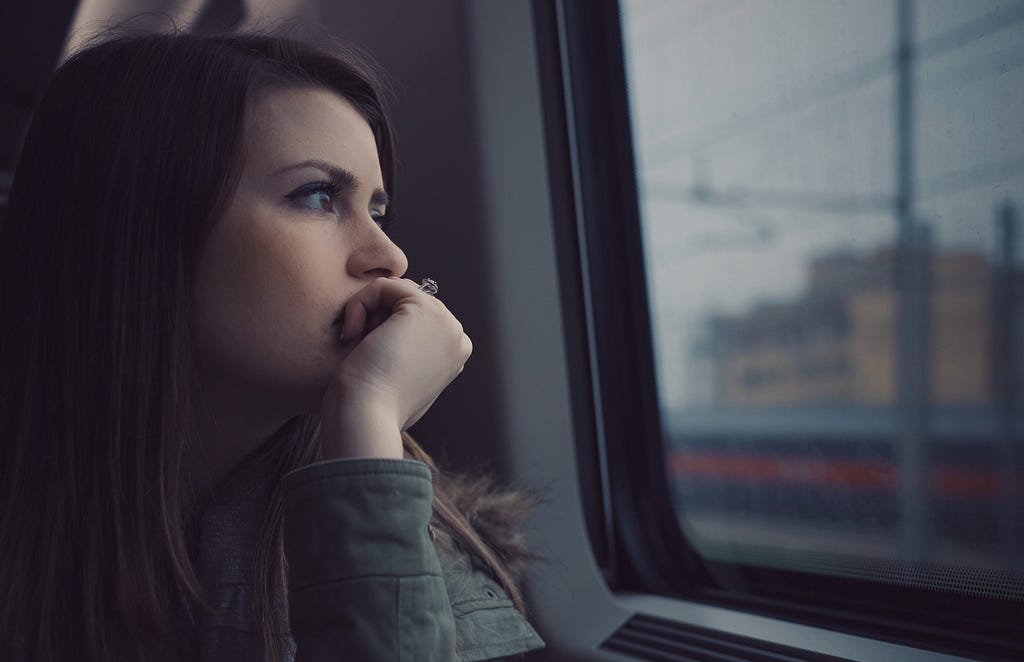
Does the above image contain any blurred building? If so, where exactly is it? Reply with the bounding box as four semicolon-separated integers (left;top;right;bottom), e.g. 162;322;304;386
704;246;1017;407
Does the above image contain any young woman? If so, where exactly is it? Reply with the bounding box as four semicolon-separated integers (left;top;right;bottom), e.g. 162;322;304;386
0;32;543;662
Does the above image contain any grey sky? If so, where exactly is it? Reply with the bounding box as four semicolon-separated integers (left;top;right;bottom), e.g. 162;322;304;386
620;0;1024;408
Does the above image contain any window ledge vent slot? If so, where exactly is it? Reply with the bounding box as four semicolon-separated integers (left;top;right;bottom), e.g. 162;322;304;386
600;613;853;662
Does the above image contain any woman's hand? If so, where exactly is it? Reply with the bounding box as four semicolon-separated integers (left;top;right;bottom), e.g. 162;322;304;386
319;277;472;459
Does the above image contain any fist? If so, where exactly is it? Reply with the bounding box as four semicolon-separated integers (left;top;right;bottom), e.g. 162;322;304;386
319;277;472;458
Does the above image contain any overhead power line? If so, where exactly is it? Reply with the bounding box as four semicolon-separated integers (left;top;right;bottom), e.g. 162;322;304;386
642;152;1024;215
918;154;1024;201
644;182;891;216
642;2;1024;169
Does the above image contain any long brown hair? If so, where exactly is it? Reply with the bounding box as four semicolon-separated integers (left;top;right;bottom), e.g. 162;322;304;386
0;31;531;662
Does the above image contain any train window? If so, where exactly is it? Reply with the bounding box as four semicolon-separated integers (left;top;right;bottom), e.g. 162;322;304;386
541;0;1023;657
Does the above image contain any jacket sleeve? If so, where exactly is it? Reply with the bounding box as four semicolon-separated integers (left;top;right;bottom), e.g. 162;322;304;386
281;458;457;662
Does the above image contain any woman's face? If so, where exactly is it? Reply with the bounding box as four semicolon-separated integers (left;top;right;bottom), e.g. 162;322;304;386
191;86;408;419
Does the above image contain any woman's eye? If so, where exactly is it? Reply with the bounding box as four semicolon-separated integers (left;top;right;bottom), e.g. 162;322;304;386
286;183;336;213
371;211;388;231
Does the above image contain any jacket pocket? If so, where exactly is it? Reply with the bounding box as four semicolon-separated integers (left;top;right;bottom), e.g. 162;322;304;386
450;597;545;662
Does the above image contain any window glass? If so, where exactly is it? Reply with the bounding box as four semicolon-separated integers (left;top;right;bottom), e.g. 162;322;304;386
620;0;1024;598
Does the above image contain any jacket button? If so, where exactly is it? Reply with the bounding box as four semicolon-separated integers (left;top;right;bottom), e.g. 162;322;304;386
427;524;436;541
484;587;498;599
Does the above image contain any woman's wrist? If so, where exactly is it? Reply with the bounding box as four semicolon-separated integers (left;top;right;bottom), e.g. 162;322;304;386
321;396;404;460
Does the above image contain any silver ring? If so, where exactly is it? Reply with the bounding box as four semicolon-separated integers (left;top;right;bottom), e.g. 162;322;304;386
418;278;439;296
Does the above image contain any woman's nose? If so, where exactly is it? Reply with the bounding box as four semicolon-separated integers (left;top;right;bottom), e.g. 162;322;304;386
348;221;408;279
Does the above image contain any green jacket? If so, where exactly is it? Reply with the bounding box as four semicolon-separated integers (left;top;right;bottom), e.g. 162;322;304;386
199;457;544;661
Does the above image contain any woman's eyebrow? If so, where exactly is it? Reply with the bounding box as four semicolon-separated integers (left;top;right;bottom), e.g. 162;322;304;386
275;159;389;205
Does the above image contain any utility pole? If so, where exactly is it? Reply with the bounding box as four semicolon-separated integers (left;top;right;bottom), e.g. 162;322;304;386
895;0;929;562
995;200;1020;568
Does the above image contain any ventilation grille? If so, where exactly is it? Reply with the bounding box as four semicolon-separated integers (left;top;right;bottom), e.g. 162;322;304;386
600;613;853;662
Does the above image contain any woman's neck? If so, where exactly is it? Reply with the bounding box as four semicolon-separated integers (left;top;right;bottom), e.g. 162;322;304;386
189;384;293;494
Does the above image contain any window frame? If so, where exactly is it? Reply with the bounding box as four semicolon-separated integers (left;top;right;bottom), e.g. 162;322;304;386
532;0;1024;658
532;0;711;592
